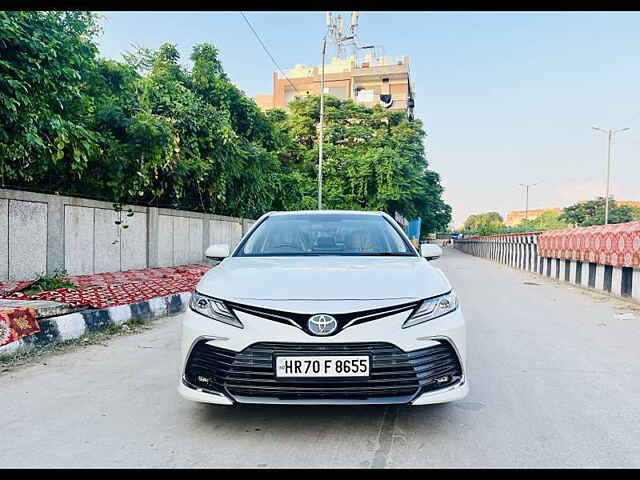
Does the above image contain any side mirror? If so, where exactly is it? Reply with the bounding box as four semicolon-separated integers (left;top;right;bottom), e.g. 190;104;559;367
205;244;230;260
420;243;442;261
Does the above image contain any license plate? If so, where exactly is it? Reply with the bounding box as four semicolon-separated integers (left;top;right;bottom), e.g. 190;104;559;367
275;355;370;378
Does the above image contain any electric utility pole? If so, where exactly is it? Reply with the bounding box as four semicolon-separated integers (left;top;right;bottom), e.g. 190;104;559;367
519;183;538;221
592;126;630;224
318;36;327;210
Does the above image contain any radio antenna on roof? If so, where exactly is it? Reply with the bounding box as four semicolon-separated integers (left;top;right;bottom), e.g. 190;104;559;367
326;11;377;60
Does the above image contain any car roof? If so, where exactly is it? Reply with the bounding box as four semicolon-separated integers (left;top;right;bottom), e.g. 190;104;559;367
268;210;385;217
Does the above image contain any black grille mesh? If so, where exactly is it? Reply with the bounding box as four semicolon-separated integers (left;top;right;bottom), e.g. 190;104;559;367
184;341;462;403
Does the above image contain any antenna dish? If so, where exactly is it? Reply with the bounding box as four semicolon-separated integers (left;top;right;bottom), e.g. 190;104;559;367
380;94;393;109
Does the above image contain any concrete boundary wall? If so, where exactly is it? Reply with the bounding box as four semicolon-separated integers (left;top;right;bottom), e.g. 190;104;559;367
0;188;255;282
455;233;640;304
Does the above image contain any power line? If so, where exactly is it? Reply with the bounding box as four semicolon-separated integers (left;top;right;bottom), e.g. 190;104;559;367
239;11;300;94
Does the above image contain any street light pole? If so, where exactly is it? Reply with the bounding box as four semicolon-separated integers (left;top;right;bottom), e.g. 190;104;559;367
318;37;327;210
592;126;630;224
519;183;538;221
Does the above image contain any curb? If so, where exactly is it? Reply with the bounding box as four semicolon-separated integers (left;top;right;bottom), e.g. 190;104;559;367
0;291;192;357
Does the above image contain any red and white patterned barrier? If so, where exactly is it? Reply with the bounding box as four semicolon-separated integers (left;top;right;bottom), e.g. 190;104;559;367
538;222;640;268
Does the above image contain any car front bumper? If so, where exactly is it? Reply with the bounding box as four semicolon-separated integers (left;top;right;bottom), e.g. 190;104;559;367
178;299;468;406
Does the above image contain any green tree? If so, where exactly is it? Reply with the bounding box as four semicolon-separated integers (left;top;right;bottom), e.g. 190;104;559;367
127;42;281;218
268;95;451;233
519;210;569;231
0;13;284;218
463;212;504;233
0;11;102;189
89;41;280;217
559;197;635;227
0;12;451;228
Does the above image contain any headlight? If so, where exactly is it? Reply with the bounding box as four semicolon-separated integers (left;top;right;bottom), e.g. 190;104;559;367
402;291;458;328
189;291;243;328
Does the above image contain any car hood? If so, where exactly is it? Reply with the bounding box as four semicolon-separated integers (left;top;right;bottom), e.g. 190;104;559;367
196;256;451;307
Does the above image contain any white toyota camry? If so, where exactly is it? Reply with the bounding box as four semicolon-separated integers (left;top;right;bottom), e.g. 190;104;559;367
179;210;468;406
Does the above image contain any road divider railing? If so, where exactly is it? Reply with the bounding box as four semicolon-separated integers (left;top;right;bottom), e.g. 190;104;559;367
454;222;640;304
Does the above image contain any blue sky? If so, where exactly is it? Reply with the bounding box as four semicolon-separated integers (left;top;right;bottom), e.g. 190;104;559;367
95;11;640;227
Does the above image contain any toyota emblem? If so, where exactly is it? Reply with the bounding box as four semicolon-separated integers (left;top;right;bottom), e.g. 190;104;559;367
308;314;338;336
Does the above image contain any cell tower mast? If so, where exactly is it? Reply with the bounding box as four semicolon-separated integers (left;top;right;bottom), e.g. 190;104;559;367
326;11;379;59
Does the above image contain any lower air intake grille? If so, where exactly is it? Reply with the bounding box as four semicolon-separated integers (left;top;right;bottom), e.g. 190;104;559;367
184;341;462;403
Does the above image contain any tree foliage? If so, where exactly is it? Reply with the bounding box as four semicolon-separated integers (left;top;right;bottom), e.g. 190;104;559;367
559;197;636;227
0;11;452;232
463;212;504;235
519;210;569;231
460;210;565;235
0;11;101;187
1;12;281;218
460;199;639;236
268;95;451;232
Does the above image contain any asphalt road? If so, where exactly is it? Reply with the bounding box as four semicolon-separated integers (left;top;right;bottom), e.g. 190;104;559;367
2;248;640;468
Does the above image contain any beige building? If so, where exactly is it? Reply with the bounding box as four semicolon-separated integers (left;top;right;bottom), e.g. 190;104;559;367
505;208;564;226
255;52;415;118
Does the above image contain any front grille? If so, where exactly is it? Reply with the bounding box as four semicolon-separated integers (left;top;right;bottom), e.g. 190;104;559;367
226;301;420;336
184;341;462;403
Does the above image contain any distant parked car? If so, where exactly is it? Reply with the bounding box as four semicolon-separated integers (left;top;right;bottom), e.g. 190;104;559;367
179;210;468;406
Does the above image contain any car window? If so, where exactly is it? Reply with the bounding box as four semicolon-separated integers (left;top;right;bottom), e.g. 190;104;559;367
237;214;416;257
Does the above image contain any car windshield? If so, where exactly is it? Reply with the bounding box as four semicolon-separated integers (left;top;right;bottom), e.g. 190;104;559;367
236;213;416;257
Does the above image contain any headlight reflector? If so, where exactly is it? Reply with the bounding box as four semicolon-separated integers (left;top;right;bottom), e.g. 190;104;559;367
189;291;243;328
402;291;458;328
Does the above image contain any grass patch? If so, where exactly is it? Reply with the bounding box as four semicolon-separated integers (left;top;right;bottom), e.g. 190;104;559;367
22;267;76;296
